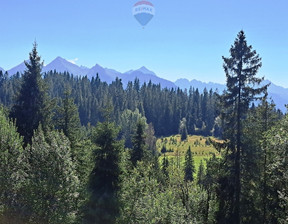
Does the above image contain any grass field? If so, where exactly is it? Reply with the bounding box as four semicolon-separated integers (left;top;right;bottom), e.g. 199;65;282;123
157;135;221;170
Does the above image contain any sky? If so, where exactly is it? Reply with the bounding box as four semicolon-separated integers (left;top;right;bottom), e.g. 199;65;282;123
0;0;287;86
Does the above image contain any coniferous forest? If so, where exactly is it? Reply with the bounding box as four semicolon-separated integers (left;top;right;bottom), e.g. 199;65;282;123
0;31;287;223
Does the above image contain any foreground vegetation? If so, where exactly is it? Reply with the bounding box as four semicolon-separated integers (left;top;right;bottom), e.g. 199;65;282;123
0;31;287;224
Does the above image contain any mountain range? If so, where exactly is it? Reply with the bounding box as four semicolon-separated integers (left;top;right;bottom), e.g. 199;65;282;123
2;57;288;112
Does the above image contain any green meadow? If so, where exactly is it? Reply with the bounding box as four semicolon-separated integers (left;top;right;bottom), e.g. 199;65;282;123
157;135;221;170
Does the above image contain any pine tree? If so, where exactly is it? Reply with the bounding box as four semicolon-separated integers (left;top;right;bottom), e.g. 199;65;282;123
10;42;54;145
184;146;195;182
220;30;268;224
85;121;124;224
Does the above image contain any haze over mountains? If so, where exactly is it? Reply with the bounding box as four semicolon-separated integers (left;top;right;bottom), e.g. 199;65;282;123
2;57;288;112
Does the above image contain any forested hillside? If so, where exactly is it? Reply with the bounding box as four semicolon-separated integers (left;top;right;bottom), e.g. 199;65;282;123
0;68;220;138
0;31;287;224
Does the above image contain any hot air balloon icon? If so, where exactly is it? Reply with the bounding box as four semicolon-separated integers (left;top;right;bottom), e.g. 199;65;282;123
133;1;155;27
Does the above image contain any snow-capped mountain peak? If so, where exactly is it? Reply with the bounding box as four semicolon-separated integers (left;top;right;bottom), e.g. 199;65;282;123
43;57;88;76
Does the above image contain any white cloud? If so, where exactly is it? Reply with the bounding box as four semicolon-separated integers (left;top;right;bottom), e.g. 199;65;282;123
68;58;79;64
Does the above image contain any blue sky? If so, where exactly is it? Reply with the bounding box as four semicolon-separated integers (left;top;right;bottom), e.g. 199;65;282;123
0;0;287;86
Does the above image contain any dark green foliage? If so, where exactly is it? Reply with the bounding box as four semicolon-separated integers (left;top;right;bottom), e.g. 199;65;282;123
261;114;288;223
130;120;147;166
161;154;169;179
85;121;123;224
2;68;220;138
239;94;280;224
197;160;205;186
119;109;147;148
218;30;268;224
56;88;81;145
0;107;25;222
161;145;167;154
71;139;95;222
10;43;54;145
184;146;195;182
203;154;221;224
23;127;80;224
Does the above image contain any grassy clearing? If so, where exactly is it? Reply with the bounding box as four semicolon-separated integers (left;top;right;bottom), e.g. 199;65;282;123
157;135;221;170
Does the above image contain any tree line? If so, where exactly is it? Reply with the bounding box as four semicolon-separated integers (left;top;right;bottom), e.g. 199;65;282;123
0;63;220;138
0;31;287;223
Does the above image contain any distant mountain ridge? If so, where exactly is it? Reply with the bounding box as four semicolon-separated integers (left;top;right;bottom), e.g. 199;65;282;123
43;56;89;76
7;62;27;76
175;78;225;92
4;57;177;89
2;57;288;112
175;78;288;112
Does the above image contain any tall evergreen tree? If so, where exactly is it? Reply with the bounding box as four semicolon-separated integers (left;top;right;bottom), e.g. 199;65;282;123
240;93;280;223
10;42;53;145
130;120;147;166
56;88;81;146
84;121;124;224
220;30;268;224
184;146;195;182
197;160;205;187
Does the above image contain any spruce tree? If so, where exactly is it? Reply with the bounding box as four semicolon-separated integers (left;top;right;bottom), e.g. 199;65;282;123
197;160;205;187
130;120;147;166
240;93;280;223
184;146;195;182
57;88;81;146
10;42;53;145
85;121;123;224
220;30;268;224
